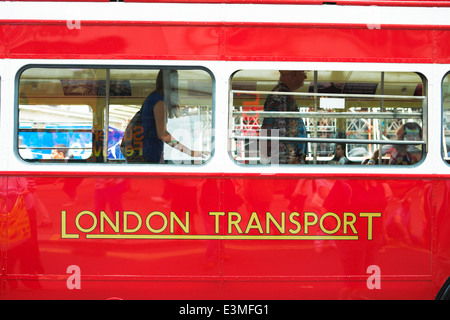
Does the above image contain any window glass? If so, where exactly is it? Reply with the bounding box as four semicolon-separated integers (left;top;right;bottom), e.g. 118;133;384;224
230;70;426;166
18;67;213;164
443;73;450;163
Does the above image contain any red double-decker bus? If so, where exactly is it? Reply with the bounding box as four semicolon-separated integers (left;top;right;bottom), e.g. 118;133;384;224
1;0;450;300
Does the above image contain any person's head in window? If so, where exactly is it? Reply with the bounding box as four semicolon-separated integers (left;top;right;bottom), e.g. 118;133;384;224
140;69;208;164
397;122;422;141
390;122;423;165
155;69;180;118
329;143;349;165
51;144;68;159
367;122;423;165
279;70;307;91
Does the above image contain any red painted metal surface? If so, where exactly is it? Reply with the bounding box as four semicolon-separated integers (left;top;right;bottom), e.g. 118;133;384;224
1;10;450;299
0;21;445;62
1;173;447;299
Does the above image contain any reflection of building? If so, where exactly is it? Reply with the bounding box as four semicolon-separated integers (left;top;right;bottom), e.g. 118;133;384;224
18;102;134;160
19;104;136;132
18;104;212;162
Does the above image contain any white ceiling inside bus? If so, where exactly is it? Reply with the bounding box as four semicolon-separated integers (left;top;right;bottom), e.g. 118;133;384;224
232;70;423;94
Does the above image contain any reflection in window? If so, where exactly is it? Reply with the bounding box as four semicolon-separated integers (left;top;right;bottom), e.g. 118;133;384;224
18;67;213;164
229;70;426;166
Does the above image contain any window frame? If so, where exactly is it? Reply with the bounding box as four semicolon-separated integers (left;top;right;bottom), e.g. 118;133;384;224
442;71;450;165
228;69;428;167
15;64;216;166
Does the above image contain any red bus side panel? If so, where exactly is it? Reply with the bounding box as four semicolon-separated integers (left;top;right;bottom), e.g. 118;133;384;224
7;23;223;60
436;30;450;63
432;179;450;297
224;26;434;63
0;25;9;59
2;22;440;62
2;175;436;299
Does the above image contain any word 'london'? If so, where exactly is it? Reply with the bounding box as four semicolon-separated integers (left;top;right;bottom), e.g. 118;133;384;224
61;210;381;240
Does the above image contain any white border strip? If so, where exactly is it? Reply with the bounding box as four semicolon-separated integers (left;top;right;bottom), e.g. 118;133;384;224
1;2;450;26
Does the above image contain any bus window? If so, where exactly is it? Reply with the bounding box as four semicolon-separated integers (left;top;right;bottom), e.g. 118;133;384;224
17;67;213;164
229;70;426;166
443;73;450;164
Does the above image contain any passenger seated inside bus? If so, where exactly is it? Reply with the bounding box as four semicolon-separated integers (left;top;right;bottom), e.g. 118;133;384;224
366;122;422;165
328;143;349;165
51;144;69;160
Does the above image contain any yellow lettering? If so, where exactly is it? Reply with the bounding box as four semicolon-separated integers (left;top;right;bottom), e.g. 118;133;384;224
125;145;134;157
75;210;97;233
61;209;376;241
304;212;318;234
93;144;102;157
145;211;167;233
170;211;189;233
61;210;79;239
288;212;301;234
266;212;285;234
343;212;358;235
209;212;225;234
123;211;142;233
133;141;143;156
228;212;243;234
319;212;341;235
359;212;382;240
245;212;263;234
100;210;120;233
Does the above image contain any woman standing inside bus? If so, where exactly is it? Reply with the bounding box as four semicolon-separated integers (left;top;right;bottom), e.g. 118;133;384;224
142;69;205;163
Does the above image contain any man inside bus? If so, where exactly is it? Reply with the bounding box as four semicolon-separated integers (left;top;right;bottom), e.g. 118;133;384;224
260;70;307;164
51;144;69;160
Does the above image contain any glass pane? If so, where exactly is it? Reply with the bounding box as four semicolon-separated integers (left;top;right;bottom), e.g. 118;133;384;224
443;73;450;163
230;70;425;166
17;67;214;165
18;68;100;161
110;68;213;164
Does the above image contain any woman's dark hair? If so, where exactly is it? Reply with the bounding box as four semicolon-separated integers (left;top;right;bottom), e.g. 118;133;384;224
331;142;346;161
154;69;180;118
396;122;422;140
